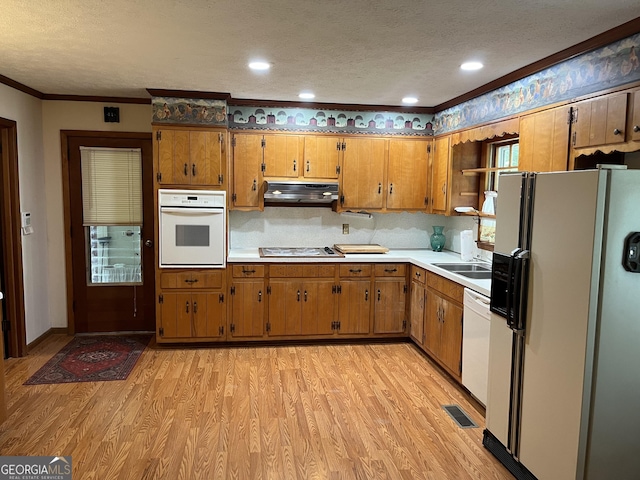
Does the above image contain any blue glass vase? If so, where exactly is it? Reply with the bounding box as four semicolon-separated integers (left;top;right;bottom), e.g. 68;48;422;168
430;226;446;252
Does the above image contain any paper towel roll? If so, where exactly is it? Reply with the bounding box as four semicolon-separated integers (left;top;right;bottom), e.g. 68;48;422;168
460;229;474;261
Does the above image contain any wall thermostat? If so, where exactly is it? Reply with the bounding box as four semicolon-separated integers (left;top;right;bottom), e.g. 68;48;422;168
21;212;33;235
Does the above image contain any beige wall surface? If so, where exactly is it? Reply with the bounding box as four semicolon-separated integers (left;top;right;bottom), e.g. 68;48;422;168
0;84;47;344
42;101;152;331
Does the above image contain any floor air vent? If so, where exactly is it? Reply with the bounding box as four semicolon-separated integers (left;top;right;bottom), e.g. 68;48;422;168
442;405;478;429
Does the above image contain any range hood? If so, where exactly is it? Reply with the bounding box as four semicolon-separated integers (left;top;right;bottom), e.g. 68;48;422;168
263;181;339;204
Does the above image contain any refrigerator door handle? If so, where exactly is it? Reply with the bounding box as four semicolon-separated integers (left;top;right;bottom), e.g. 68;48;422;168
505;249;521;329
511;250;530;332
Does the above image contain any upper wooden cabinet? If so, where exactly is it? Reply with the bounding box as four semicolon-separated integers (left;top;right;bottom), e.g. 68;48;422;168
631;91;640;143
519;105;571;172
386;138;430;211
572;93;628;149
154;127;225;186
431;135;450;214
303;136;341;179
340;137;387;210
262;134;303;178
232;132;263;209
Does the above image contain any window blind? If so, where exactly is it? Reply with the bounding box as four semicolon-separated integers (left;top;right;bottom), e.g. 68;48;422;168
80;147;142;226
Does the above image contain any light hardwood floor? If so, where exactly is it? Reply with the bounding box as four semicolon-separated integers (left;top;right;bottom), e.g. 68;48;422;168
0;335;512;479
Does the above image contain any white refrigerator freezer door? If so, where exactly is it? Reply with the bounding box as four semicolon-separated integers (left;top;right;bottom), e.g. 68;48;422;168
518;170;600;480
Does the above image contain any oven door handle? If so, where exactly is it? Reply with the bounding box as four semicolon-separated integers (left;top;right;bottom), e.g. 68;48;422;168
160;207;223;214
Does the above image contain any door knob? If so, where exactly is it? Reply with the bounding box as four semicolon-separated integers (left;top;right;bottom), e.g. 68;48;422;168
145;240;152;248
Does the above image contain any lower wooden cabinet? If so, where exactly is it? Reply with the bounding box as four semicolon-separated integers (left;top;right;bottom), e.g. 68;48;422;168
409;270;426;346
373;264;407;334
229;266;265;339
337;279;371;334
157;270;226;342
267;276;336;336
424;272;464;379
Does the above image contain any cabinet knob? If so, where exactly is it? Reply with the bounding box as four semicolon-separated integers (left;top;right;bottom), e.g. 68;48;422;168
613;128;622;136
365;289;369;301
377;289;381;301
306;160;310;172
634;125;640;133
144;240;152;248
389;183;393;195
293;159;297;171
304;291;308;302
252;179;257;191
184;163;188;176
186;301;190;313
378;183;382;194
297;290;301;302
192;163;196;176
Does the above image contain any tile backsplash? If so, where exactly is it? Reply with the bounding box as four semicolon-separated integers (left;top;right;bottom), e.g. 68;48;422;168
230;207;488;260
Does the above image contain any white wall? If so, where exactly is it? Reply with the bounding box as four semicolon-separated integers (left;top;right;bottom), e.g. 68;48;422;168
0;84;48;344
230;207;484;258
42;101;152;331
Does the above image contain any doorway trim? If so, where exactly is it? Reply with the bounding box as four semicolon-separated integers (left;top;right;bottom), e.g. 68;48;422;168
0;117;27;357
61;130;153;335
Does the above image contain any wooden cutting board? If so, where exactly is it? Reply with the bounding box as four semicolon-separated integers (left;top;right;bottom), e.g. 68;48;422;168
333;244;389;254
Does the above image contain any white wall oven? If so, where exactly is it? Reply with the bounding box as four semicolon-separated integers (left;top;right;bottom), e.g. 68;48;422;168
159;189;226;268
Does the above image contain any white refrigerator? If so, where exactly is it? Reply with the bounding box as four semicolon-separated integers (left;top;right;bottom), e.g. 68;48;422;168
483;167;640;480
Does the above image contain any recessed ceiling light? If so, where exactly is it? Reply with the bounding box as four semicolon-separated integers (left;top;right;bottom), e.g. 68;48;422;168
402;96;418;104
299;92;315;100
248;61;270;71
461;61;483;71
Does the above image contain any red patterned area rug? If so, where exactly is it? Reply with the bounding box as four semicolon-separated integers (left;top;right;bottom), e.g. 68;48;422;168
24;335;152;385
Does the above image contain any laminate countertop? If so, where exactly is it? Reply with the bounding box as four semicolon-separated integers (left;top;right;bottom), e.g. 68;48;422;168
227;248;491;297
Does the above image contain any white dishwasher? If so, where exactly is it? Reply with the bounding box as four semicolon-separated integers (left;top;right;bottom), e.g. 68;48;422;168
462;288;491;406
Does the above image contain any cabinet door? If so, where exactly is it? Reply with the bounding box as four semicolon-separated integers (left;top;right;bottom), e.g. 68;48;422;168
632;91;640;142
519;106;570;172
190;131;224;186
268;279;302;336
172;130;192;185
409;281;425;346
341;137;386;210
439;298;463;376
156;129;190;185
338;280;371;334
573;94;628;148
232;133;263;208
431;136;450;213
387;139;429;210
303;136;341;179
192;292;225;338
263;134;302;178
424;291;441;356
301;279;336;335
159;292;192;338
373;279;406;333
230;281;265;338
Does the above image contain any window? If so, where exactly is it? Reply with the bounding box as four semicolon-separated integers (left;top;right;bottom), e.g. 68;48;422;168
487;139;519;191
80;147;143;285
478;138;519;248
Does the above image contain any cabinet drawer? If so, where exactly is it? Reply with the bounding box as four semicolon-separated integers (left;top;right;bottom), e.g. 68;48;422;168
160;270;224;289
374;264;406;277
410;265;426;285
269;264;305;277
339;264;372;277
232;265;265;278
427;272;463;303
302;264;336;277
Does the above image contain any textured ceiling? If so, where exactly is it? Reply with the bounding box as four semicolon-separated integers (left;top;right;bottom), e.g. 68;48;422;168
1;1;639;107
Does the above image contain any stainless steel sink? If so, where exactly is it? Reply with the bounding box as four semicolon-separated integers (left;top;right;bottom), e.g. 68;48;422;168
456;271;492;279
432;263;492;272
